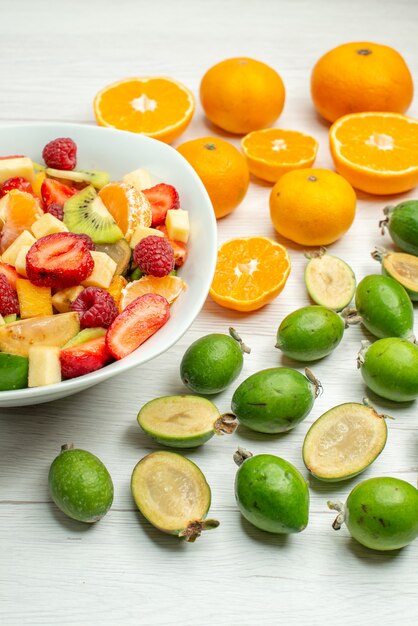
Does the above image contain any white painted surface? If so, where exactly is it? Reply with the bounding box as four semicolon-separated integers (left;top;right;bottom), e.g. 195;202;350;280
1;0;418;624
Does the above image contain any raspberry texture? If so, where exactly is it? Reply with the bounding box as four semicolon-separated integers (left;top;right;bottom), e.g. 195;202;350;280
42;137;77;170
0;177;33;197
47;203;64;221
133;236;175;277
72;233;96;250
71;287;119;329
0;274;19;316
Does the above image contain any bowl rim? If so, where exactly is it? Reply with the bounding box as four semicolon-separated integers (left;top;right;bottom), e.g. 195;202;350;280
0;122;217;403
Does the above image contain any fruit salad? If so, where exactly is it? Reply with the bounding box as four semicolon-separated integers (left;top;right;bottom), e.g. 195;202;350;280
0;137;189;391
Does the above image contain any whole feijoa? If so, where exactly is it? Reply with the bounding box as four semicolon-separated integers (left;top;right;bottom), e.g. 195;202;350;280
329;476;418;550
231;367;321;433
234;448;309;534
381;200;418;256
49;444;114;523
180;327;250;394
276;305;345;361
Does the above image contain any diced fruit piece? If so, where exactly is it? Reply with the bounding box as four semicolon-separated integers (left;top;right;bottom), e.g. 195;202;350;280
81;251;117;288
106;275;128;308
106;293;170;359
142;183;180;226
133;236;174;277
42;137;77;171
0;176;34;197
0;261;19;288
52;286;84;313
64;186;123;245
49;444;114;523
0;353;28;390
129;225;164;249
0;312;80;356
0;157;35;185
3;314;17;324
16;278;52;318
60;335;112;379
62;327;106;349
41;178;76;208
166;209;189;243
26;232;94;289
45;168;110;189
71;287;118;328
1;230;36;266
14;246;31;277
0;191;42;254
32;171;46;198
28;346;62;387
120;275;185;310
123;168;153;191
98;182;152;240
0;274;19;316
0;315;4;327
95;239;131;275
131;451;218;541
31;212;68;238
305;249;356;311
156;225;188;266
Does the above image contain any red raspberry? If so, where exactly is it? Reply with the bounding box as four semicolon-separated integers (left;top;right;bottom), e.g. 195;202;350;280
42;137;77;170
47;203;64;221
71;287;119;329
133;236;174;277
0;274;19;316
0;177;34;197
72;233;96;251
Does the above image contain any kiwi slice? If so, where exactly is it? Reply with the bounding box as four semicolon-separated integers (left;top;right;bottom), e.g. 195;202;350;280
62;327;106;349
46;168;110;189
64;186;124;245
95;239;132;275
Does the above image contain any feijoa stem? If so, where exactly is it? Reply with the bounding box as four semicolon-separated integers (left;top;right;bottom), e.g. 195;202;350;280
214;413;238;436
61;443;74;452
371;246;389;263
229;327;251;354
233;447;253;466
341;307;362;328
357;340;371;369
179;519;220;542
379;216;389;235
327;500;346;530
305;368;323;398
304;246;327;260
362;397;394;420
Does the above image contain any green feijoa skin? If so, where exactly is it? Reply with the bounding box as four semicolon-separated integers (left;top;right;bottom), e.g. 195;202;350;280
304;248;356;311
328;477;418;551
180;327;250;394
48;444;113;523
276;305;345;361
358;338;418;402
380;201;418;256
347;275;414;339
372;247;418;301
137;395;237;448
231;367;321;434
0;353;28;391
234;448;309;534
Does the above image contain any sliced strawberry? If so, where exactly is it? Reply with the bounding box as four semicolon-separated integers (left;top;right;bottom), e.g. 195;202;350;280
106;293;170;359
41;178;76;209
60;336;113;379
142;183;180;226
0;177;35;198
26;232;94;289
0;261;19;289
0;155;25;160
155;225;188;267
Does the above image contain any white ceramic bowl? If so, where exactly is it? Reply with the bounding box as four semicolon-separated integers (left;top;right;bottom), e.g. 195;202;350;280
0;123;217;407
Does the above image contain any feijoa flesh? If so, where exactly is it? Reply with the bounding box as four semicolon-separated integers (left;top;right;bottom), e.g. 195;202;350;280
48;444;114;523
372;247;418;301
131;451;219;541
0;353;28;390
380;201;418;256
137;395;237;448
276;305;344;361
305;249;356;311
329;477;418;550
303;401;388;481
231;367;321;434
234;448;309;534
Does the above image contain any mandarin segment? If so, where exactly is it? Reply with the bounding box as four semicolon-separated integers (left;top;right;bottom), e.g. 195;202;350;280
120;275;186;310
0;190;43;253
98;182;152;240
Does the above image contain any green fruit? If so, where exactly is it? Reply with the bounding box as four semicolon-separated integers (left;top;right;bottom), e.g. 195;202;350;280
130;268;144;281
231;367;320;433
234;448;309;534
46;167;110;189
276;305;344;361
329;477;418;550
358;338;418;402
305;249;356;311
137;395;236;448
64;186;123;245
347;275;414;339
381;201;418;256
62;327;106;349
372;247;418;300
48;444;113;523
3;314;17;324
96;239;132;275
0;353;28;390
131;451;219;541
180;328;250;394
303;401;388;481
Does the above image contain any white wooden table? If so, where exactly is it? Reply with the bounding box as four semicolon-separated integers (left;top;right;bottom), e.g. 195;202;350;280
1;1;418;624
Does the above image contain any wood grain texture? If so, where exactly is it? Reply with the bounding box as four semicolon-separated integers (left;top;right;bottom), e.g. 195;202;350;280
1;0;418;624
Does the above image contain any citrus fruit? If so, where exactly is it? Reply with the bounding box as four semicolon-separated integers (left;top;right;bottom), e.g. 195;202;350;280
98;182;152;240
269;168;356;246
177;137;249;219
330;112;418;195
94;77;195;144
210;236;290;312
0;190;43;253
311;42;413;123
119;274;185;310
200;57;285;134
241;129;318;183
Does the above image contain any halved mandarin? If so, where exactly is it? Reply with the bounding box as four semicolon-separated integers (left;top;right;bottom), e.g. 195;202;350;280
93;77;195;144
0;190;43;253
210;236;291;312
330;112;418;195
99;182;152;241
241;129;318;183
120;275;186;311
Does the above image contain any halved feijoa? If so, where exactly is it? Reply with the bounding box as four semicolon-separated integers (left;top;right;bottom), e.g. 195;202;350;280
303;401;388;481
0;353;28;390
372;247;418;301
305;249;356;311
96;239;132;275
138;395;236;448
131;451;219;541
380;201;418;256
